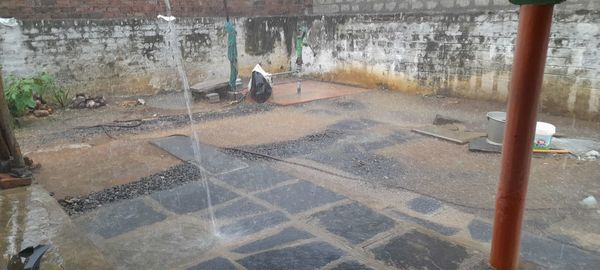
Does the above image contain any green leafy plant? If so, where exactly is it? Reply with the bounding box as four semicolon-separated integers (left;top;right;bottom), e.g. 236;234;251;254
4;72;69;116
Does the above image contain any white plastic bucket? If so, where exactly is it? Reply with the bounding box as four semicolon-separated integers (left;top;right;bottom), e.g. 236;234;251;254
534;122;556;149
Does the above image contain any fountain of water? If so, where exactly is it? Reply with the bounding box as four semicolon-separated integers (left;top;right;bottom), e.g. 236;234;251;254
159;0;218;235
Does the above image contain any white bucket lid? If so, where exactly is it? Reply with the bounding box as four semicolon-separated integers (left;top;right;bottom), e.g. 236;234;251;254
536;122;556;136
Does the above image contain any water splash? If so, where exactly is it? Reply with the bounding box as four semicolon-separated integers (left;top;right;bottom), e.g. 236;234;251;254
160;0;217;235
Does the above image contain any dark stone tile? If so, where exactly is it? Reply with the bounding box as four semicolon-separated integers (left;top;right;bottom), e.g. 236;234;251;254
360;130;417;151
407;196;443;214
312;202;396;244
151;135;247;174
331;261;375;270
520;232;600;269
213;198;268;219
187;257;236;270
256;180;345;214
468;219;492;242
78;199;166;239
372;230;469;270
388;210;460;236
219;211;289;237
237;241;344;270
408;196;443;214
151;181;238;214
238;130;345;158
232;227;314;254
219;164;294;192
328;119;379;131
308;145;405;181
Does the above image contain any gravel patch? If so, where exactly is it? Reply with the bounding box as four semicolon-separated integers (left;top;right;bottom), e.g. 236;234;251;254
237;129;345;158
59;162;203;216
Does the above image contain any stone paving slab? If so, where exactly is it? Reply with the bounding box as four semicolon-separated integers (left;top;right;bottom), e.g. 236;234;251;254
256;180;346;214
151;135;248;174
372;230;471;270
219;163;295;192
387;210;460;236
359;130;418;151
187;257;237;270
330;261;375;270
407;196;443;214
219;211;289;237
468;219;600;269
232;227;315;254
101;217;216;270
328;119;380;131
76;198;167;239
237;241;344;270
212;198;269;219
311;202;396;244
151;181;238;214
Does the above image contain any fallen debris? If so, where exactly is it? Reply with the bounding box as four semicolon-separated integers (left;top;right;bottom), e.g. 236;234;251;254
71;93;106;109
582;150;600;161
580;196;598;209
432;114;462;126
32;110;49;117
137;98;146;106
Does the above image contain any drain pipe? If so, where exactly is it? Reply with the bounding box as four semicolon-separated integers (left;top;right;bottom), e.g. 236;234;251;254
489;2;559;270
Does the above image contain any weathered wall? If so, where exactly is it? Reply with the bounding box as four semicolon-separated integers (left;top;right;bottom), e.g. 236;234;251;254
1;0;599;119
302;1;600;119
0;17;297;96
0;0;311;19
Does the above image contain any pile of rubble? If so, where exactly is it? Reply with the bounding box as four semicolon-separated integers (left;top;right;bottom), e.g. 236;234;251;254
71;93;106;109
32;94;53;117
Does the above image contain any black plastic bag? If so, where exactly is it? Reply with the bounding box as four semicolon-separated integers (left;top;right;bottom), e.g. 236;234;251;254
250;71;272;103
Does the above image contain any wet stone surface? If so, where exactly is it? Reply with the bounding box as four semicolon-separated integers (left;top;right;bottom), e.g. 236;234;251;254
219;211;289;237
212;198;268;219
151;135;248;174
187;257;237;270
151;181;238;214
328;119;380;131
388;210;460;236
256;180;346;214
407;196;443;214
237;241;344;270
331;261;375;270
372;230;469;270
359;130;417;151
219;163;295;192
232;227;314;254
311;202;396;244
468;219;493;242
76;199;166;239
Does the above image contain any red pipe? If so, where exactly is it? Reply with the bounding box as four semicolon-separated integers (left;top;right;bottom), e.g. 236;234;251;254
490;4;555;270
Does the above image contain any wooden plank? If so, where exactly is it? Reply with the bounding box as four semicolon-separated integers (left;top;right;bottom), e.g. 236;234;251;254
412;128;468;144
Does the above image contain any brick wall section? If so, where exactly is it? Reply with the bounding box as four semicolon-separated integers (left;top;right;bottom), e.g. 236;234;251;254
0;0;311;20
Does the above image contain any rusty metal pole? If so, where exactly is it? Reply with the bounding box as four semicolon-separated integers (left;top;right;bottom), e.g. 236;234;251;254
490;4;555;270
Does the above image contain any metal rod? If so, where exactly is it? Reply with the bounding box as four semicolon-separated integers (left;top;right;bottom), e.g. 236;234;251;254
490;4;555;270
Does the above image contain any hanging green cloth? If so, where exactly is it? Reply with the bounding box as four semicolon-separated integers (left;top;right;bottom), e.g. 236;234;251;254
225;20;238;91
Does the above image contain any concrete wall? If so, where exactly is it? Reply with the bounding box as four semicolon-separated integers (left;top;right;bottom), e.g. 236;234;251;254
1;0;599;119
0;17;297;96
303;1;600;119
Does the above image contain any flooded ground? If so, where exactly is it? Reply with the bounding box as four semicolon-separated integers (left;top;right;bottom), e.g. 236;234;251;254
2;82;600;269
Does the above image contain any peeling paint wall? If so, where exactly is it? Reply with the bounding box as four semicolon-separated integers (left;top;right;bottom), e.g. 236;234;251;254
301;7;600;119
0;18;293;96
1;0;599;119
